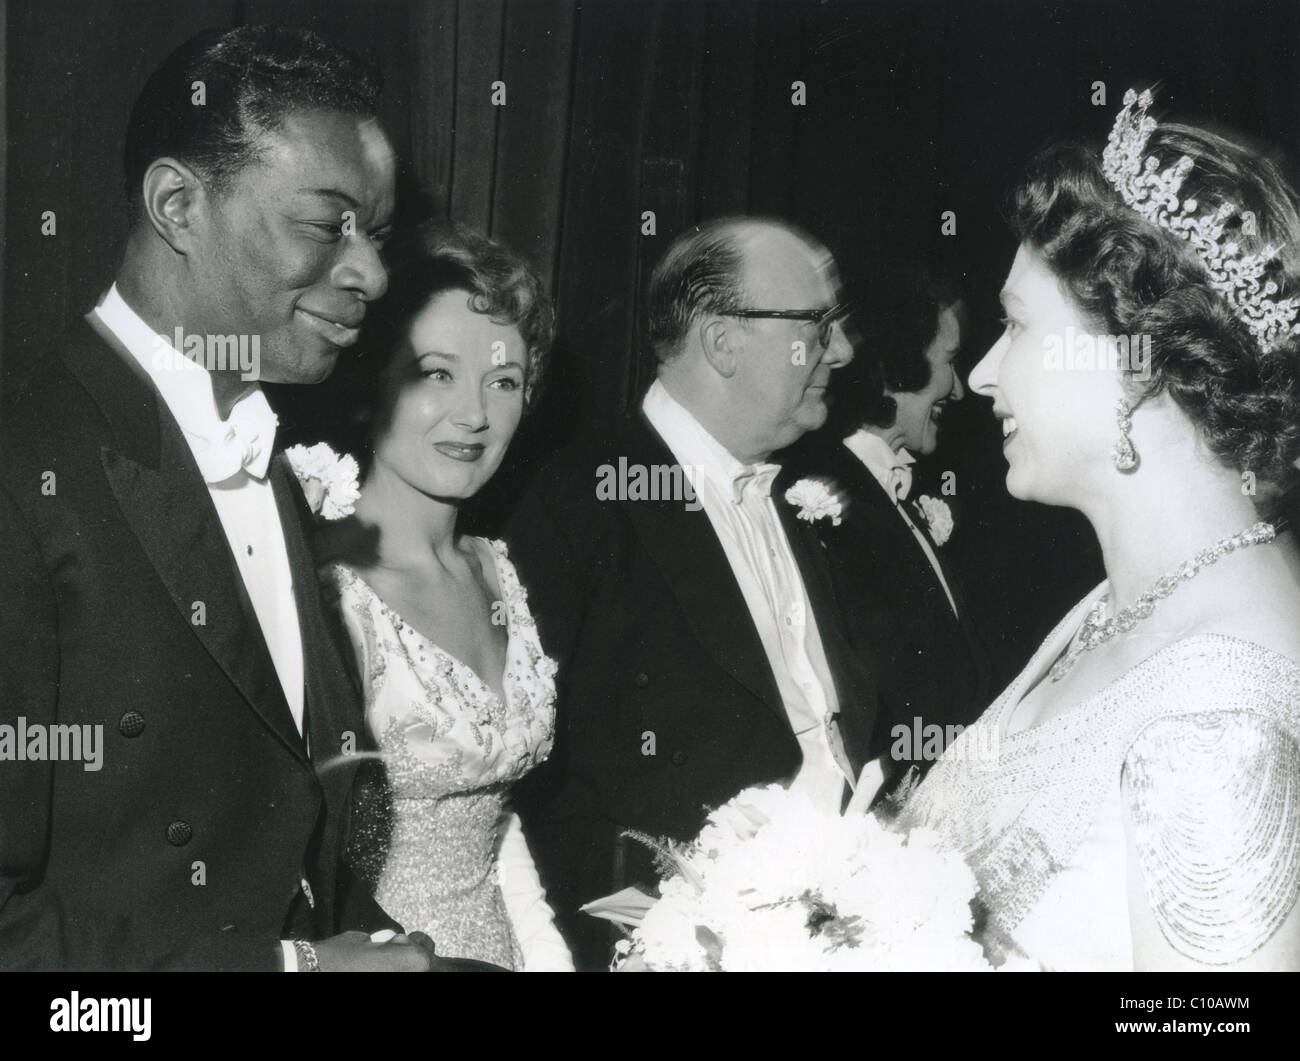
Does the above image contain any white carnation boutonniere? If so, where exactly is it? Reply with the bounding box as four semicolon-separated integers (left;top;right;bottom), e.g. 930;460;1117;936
915;494;954;546
285;442;360;520
784;478;844;527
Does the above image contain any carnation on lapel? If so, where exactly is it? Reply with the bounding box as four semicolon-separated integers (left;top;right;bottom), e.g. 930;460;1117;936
286;442;361;520
785;478;844;527
915;494;954;545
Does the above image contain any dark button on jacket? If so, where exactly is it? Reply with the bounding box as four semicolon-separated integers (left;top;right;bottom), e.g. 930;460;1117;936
118;711;146;737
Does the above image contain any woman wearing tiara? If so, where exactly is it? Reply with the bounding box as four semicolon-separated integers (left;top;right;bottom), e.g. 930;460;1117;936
316;222;572;970
900;90;1300;970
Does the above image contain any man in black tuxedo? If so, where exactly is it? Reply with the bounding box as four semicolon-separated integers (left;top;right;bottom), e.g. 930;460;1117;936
781;270;991;790
508;218;879;969
0;27;435;971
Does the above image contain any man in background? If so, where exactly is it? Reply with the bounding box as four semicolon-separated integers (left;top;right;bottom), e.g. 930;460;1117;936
509;217;879;969
781;269;991;786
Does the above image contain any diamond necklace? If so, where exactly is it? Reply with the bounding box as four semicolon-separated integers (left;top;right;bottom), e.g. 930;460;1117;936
1049;520;1277;683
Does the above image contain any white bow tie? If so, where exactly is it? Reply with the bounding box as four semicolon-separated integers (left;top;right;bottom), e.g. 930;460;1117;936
731;462;781;503
187;389;278;483
887;462;913;503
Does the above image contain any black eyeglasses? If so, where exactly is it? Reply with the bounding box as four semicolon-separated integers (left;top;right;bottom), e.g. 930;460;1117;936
726;300;855;349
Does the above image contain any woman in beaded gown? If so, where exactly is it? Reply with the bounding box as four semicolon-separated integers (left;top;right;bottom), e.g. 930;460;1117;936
317;223;572;970
899;91;1300;971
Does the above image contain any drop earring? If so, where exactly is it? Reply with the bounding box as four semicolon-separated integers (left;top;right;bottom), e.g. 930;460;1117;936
1112;397;1139;472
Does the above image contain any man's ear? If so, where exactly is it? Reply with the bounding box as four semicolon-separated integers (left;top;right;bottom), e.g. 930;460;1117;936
139;158;207;254
699;316;739;379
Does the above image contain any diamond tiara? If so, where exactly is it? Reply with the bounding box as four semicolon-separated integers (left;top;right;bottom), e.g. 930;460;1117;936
1101;88;1300;353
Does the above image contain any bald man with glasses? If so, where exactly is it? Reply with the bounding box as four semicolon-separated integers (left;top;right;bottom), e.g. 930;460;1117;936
507;217;881;970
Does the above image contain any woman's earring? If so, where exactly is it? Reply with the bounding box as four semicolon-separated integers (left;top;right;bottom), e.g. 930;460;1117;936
1112;397;1139;472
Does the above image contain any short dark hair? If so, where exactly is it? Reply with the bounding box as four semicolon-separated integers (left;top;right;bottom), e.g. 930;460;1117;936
321;221;554;470
645;218;750;362
1012;116;1300;491
124;25;381;206
826;269;964;436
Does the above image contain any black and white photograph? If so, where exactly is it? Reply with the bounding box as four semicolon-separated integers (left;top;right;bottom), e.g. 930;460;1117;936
1;0;1297;1028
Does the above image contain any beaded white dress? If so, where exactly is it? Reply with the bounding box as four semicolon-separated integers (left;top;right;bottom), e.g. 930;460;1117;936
899;582;1300;970
327;539;571;970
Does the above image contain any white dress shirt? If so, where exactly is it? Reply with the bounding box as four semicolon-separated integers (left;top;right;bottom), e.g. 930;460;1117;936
93;286;306;731
842;427;958;616
643;380;854;811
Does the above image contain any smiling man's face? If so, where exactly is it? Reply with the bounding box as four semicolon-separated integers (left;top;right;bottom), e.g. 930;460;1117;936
187;107;397;384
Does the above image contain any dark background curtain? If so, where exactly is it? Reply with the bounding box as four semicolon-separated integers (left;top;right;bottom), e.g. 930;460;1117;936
5;0;1298;684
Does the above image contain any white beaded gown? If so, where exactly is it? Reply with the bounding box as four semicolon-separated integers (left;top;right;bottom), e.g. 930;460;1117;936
899;582;1300;970
327;539;571;970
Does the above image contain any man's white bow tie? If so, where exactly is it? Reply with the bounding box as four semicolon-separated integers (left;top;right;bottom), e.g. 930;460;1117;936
188;389;279;483
887;461;914;503
731;462;781;503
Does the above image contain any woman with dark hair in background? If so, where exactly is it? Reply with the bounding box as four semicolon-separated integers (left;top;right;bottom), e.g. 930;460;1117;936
900;91;1300;970
315;222;572;970
780;269;991;788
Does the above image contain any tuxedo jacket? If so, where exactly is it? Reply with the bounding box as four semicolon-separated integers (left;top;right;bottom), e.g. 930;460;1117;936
0;318;397;970
507;411;879;970
779;433;992;783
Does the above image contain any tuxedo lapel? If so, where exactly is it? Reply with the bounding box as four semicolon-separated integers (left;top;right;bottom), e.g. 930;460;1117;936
830;441;992;707
901;493;992;696
614;416;789;731
843;449;963;622
903;495;943;555
843;456;926;569
776;491;845;645
72;319;308;762
903;494;960;604
269;453;359;772
775;490;877;772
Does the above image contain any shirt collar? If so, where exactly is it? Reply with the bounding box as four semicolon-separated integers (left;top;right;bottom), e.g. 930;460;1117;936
642;379;780;503
842;427;914;497
92;284;277;482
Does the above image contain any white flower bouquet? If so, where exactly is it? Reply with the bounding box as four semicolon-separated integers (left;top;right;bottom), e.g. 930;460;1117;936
583;783;997;972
